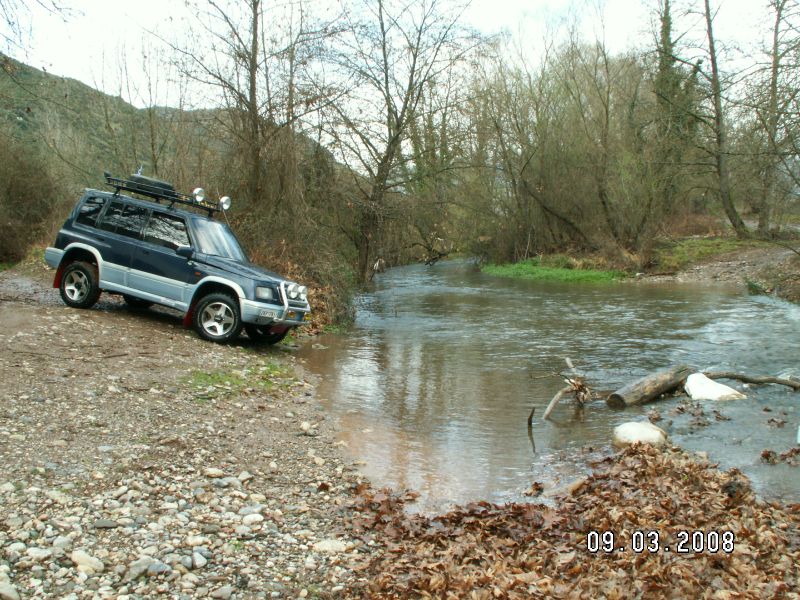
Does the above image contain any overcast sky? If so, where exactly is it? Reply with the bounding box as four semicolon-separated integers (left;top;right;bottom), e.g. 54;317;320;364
4;0;771;108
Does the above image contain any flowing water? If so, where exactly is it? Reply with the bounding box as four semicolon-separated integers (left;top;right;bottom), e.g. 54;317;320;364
297;260;800;512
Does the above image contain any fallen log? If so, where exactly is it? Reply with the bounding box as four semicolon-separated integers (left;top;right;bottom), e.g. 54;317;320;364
703;371;800;391
606;365;692;408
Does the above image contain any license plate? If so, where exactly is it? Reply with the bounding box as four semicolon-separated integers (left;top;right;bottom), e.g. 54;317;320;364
258;309;277;318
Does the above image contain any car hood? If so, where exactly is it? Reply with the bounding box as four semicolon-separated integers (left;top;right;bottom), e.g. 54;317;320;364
194;254;284;282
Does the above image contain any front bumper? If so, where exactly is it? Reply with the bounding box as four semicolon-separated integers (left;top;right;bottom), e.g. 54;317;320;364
240;298;310;326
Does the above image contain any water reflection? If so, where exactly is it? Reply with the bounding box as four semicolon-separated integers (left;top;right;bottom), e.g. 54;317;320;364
298;261;800;512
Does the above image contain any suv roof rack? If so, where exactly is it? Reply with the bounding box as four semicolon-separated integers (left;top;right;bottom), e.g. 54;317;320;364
104;172;221;217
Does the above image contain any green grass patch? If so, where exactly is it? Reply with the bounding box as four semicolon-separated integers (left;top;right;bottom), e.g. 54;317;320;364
652;237;766;272
483;258;626;283
184;362;294;398
0;262;12;272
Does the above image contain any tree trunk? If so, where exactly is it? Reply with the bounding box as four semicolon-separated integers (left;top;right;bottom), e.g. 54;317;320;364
704;0;748;238
606;365;692;408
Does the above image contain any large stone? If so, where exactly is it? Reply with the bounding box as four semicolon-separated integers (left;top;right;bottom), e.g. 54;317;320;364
26;547;52;562
685;373;746;401
612;422;668;448
125;556;155;581
312;539;347;554
71;549;104;573
0;582;20;600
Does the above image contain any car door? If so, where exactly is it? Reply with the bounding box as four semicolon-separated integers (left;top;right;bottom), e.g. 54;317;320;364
129;210;196;305
96;200;148;287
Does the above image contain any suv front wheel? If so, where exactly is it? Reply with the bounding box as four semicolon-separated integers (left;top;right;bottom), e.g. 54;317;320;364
194;293;242;343
60;261;101;309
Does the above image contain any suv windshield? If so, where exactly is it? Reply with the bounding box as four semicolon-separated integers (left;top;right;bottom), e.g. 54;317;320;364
192;218;247;261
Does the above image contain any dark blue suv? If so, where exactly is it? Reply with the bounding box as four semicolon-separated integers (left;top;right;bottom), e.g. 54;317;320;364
45;173;310;344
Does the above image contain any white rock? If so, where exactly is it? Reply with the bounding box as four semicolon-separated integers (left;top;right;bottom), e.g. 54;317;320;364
242;513;264;526
5;542;25;556
612;422;668;448
0;582;20;600
71;549;104;573
312;539;347;554
204;468;225;478
300;421;311;432
26;547;52;562
684;373;746;401
185;536;209;547
237;471;253;482
268;461;278;473
45;490;70;504
52;536;72;549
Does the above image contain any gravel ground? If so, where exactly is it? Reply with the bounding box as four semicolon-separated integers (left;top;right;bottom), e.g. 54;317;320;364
0;266;375;599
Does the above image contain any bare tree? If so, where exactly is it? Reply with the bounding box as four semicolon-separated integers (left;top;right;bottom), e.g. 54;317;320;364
702;0;748;236
326;0;477;282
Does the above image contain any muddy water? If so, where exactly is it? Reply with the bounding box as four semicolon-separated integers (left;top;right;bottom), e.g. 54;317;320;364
298;260;800;512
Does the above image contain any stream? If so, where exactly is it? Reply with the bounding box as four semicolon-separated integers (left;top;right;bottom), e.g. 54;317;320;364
297;260;800;513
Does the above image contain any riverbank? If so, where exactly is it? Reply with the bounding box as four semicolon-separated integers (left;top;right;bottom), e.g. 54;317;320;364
0;266;378;599
482;239;800;304
1;256;799;599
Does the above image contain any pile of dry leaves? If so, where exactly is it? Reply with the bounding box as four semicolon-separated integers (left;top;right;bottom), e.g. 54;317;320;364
344;446;799;599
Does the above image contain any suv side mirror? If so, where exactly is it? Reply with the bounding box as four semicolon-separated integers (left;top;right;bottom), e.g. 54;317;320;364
176;245;194;259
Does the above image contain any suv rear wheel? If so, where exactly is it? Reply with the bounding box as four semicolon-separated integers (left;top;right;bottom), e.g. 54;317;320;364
245;324;288;345
60;261;101;309
194;293;242;343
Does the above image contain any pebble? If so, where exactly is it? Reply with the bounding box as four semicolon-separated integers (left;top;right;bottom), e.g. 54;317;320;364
312;539;347;554
146;562;171;577
204;468;225;478
93;518;119;529
242;513;264;526
71;549;104;573
192;552;208;569
26;547;52;562
0;583;20;600
126;556;155;581
211;585;234;599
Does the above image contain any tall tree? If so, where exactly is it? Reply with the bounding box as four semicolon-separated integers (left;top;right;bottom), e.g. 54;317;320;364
327;0;476;282
703;0;748;236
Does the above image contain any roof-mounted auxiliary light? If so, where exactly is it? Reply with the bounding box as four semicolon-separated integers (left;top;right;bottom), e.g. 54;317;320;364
192;187;205;203
219;196;232;211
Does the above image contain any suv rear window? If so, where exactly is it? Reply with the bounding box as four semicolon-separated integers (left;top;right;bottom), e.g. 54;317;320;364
99;201;148;239
75;197;107;227
143;211;190;250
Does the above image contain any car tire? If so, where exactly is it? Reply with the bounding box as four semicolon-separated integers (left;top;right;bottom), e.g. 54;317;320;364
123;294;153;309
245;324;289;345
194;293;242;343
59;261;101;309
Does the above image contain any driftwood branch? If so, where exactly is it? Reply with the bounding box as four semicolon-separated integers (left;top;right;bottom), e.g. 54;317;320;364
543;386;573;420
703;371;800;391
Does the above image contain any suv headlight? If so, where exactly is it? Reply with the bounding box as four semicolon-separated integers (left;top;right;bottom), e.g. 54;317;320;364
256;286;274;301
298;286;308;301
287;283;299;299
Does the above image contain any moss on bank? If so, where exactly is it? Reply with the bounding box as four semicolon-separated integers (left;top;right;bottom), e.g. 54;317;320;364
483;256;627;283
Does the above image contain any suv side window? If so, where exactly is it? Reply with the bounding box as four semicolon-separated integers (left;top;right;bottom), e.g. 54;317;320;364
143;211;190;250
99;201;148;239
75;196;107;228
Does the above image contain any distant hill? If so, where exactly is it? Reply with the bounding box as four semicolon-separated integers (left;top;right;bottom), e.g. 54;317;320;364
0;54;340;201
0;54;224;194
